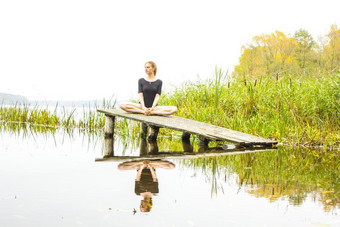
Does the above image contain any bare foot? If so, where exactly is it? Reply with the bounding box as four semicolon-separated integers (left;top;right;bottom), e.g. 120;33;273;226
144;108;153;115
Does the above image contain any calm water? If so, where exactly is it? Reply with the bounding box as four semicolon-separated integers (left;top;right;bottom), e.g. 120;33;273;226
0;128;339;227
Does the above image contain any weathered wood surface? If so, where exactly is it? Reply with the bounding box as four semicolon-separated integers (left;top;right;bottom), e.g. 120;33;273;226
95;148;276;162
97;109;277;147
104;115;115;137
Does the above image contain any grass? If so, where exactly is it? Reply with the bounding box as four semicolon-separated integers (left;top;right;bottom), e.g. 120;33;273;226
1;70;339;148
160;71;340;148
0;98;115;133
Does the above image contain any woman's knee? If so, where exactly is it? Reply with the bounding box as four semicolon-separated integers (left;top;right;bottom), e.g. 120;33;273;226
172;106;178;113
119;103;128;110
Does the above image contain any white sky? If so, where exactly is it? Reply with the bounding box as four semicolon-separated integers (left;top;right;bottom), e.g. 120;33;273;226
0;0;339;102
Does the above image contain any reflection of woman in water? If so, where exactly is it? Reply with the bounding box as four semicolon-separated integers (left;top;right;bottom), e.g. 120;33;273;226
119;61;177;115
118;160;175;212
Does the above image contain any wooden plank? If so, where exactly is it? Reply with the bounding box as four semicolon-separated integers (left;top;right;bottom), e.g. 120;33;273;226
97;109;277;146
95;148;277;162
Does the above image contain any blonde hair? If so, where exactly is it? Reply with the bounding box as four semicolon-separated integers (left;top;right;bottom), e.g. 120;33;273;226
145;61;157;76
140;198;153;212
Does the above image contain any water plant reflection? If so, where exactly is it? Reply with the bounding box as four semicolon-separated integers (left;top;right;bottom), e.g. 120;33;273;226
2;118;338;213
0;121;103;153
179;146;339;212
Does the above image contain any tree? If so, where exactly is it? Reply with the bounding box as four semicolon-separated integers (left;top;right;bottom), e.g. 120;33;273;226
294;29;315;69
324;24;340;72
234;25;339;79
234;45;264;79
235;31;297;78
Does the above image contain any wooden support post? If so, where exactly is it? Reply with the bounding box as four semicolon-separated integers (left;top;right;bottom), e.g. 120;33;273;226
104;115;115;157
147;140;159;154
198;136;210;146
147;125;159;142
235;143;246;149
141;123;159;155
140;139;147;156
140;138;159;156
181;132;191;142
103;137;114;158
198;136;210;152
104;115;115;138
181;132;193;153
140;122;148;139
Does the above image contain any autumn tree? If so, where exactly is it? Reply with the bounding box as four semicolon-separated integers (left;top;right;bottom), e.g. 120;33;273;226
324;24;340;72
294;29;315;69
234;25;339;79
234;45;264;79
235;31;297;78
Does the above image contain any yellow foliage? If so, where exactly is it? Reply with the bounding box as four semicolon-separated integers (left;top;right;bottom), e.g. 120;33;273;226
234;25;340;79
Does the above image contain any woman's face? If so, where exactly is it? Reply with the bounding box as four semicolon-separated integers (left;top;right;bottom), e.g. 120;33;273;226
145;63;155;75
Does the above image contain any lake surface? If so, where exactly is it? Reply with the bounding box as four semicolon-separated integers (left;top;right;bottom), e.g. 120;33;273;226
0;127;339;227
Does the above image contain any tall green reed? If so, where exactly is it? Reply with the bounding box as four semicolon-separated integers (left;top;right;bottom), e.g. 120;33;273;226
161;70;339;147
1;71;338;148
0;98;117;133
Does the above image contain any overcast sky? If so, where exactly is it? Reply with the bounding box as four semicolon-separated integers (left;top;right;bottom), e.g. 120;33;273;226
1;0;339;102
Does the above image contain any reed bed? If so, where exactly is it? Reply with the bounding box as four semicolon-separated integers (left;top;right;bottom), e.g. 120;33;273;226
0;98;117;134
1;70;339;148
161;71;340;148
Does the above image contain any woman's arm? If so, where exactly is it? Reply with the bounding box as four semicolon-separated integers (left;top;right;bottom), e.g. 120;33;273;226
150;94;160;111
148;166;158;182
138;93;147;110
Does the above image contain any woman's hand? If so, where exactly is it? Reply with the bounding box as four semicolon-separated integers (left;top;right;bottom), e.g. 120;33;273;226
148;107;154;115
142;106;149;115
144;108;151;115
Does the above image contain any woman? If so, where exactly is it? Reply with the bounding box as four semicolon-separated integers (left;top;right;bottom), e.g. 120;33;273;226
119;61;177;115
118;159;176;213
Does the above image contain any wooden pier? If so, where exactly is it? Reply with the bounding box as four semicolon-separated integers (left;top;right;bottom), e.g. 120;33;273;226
97;109;277;149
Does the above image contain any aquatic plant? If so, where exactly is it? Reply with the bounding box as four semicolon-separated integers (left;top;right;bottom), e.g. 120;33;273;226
0;98;116;133
161;71;340;148
1;70;339;148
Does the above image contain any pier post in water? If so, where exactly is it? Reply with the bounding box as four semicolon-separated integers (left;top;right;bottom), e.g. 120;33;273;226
141;123;148;140
181;132;193;153
147;125;159;142
181;132;191;142
140;122;159;142
198;136;210;152
103;115;115;157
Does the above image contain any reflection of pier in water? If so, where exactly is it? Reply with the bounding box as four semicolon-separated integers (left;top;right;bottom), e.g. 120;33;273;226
96;136;276;162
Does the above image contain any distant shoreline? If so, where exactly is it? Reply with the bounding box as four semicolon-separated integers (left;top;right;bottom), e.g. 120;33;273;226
0;92;118;108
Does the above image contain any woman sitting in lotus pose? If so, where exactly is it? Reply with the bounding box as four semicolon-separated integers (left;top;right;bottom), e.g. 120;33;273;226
119;61;177;115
